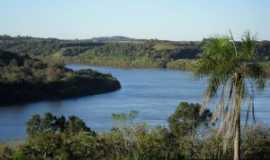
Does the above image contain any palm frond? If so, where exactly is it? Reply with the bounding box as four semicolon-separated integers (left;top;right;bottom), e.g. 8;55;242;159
196;32;266;157
239;31;256;60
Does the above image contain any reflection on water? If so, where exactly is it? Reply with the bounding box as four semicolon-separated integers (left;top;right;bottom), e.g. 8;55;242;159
0;64;269;140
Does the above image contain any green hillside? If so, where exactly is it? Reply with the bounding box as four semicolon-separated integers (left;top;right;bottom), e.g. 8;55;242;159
1;35;270;70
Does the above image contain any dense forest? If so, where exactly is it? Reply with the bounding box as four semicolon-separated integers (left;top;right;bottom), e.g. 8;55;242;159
0;102;269;160
1;35;270;70
0;49;121;105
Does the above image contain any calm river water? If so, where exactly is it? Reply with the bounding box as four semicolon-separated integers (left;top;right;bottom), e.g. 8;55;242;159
0;64;269;141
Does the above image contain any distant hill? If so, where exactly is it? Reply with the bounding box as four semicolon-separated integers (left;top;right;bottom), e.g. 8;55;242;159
0;35;270;69
0;35;202;57
90;36;144;43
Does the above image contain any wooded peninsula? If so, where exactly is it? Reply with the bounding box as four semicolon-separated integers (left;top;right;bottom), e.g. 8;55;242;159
0;49;121;105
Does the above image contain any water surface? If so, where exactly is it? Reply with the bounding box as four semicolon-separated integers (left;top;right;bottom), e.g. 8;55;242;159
0;64;269;141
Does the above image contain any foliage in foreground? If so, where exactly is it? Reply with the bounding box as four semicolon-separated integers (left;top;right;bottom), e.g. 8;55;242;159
0;102;270;160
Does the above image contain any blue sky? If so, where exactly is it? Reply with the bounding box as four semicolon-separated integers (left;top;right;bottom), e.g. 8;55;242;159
1;0;269;40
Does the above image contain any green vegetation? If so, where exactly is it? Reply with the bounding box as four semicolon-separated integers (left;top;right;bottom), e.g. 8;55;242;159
1;35;270;72
168;102;211;137
0;35;202;68
166;59;197;70
58;41;199;69
194;32;266;160
153;42;178;51
1;102;270;160
0;49;121;105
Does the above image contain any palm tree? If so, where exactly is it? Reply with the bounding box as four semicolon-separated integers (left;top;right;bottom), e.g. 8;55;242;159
195;32;266;160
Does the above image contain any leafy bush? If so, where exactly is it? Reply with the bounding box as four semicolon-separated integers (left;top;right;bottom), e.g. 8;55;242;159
168;102;212;137
242;125;270;160
27;113;96;137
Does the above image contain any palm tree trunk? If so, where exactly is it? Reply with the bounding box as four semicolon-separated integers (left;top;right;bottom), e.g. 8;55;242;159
234;75;242;160
234;112;240;160
234;73;242;160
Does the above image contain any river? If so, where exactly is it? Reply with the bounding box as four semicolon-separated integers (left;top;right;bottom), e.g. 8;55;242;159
0;64;269;141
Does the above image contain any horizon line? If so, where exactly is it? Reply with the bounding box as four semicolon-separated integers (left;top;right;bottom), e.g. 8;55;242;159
1;34;270;42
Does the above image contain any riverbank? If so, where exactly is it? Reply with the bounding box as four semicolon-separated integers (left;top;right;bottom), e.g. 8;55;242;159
46;55;270;76
45;54;197;71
